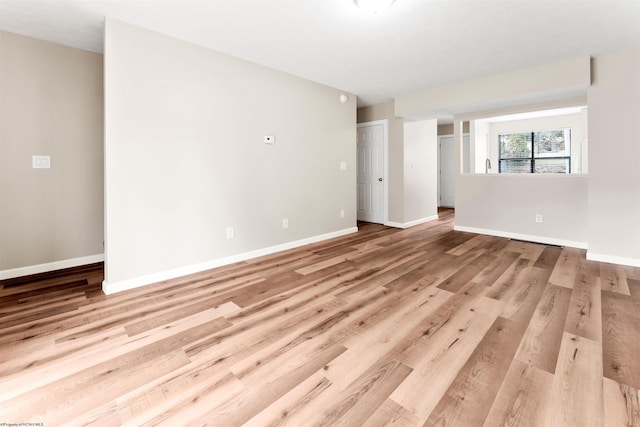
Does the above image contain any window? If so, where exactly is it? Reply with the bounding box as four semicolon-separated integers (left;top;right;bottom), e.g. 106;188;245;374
499;128;571;173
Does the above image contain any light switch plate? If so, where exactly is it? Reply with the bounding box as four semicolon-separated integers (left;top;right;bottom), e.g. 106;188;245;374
32;155;51;169
340;161;347;171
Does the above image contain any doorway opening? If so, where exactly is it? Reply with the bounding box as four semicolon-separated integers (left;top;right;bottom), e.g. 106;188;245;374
438;133;469;208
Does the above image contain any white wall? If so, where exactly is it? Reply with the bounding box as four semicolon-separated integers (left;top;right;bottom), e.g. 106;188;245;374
0;31;104;278
403;119;438;225
587;48;640;265
453;107;590;249
455;174;588;247
404;50;640;264
104;19;356;292
398;57;593;247
395;56;590;120
424;59;593;249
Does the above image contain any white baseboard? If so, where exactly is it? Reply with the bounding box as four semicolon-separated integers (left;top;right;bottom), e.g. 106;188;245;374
0;254;105;281
385;214;439;229
102;227;359;295
586;252;640;267
453;225;588;249
385;221;405;228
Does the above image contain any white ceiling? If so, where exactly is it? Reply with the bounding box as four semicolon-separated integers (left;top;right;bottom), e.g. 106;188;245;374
1;0;639;107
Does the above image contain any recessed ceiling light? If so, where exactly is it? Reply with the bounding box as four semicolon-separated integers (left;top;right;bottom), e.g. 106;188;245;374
355;0;396;14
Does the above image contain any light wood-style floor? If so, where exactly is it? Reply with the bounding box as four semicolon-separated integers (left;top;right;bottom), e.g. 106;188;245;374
1;209;639;426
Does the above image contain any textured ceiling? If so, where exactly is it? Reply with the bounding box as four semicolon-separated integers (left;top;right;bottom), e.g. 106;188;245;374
1;0;639;107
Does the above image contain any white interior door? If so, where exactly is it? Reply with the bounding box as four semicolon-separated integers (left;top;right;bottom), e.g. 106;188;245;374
357;124;384;223
439;136;456;207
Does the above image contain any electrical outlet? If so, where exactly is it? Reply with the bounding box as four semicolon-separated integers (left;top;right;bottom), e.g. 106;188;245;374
226;227;234;239
282;218;288;229
535;214;543;224
340;209;345;218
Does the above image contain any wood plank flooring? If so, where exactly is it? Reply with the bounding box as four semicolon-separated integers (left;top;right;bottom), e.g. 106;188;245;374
1;209;640;426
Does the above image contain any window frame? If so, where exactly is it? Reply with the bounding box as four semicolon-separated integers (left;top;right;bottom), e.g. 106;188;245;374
498;129;571;174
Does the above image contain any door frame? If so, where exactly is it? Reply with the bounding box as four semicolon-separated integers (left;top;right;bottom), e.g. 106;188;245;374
438;133;469;208
357;120;388;225
438;134;453;208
